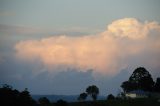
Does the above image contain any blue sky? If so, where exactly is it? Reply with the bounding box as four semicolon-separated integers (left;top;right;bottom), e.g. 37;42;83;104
0;0;160;95
1;0;160;29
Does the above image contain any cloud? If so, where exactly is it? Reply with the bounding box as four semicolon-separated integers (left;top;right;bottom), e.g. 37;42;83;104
104;18;160;39
15;18;160;76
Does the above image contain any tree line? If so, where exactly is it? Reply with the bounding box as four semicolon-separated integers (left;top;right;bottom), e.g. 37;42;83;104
78;67;160;102
0;67;160;106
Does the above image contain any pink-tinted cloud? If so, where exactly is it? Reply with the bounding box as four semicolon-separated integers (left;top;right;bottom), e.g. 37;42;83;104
15;18;160;76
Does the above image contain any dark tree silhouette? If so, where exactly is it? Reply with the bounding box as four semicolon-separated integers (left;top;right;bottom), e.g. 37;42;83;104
78;92;87;101
86;85;99;101
154;77;160;92
56;99;68;106
39;97;50;106
121;67;155;92
19;88;36;106
121;81;136;92
0;84;17;106
107;94;115;100
0;84;36;106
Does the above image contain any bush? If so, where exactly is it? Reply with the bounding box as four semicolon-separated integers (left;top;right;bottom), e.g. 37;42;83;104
56;99;68;106
107;94;115;100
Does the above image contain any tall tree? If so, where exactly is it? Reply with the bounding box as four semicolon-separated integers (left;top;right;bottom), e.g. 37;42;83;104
86;85;99;101
121;67;154;92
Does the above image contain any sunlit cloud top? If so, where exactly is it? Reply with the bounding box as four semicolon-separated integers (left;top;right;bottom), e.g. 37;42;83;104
15;18;160;76
106;18;160;39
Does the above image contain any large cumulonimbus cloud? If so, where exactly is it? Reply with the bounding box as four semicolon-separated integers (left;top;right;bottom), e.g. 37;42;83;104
15;18;160;76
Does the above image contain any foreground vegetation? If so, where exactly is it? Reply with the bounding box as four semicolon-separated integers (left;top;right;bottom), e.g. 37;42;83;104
69;99;160;106
0;67;160;106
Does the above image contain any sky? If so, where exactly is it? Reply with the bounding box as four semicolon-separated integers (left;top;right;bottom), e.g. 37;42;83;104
0;0;160;95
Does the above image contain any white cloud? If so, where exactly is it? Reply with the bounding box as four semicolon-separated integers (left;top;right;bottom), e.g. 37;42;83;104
15;18;160;76
104;18;160;39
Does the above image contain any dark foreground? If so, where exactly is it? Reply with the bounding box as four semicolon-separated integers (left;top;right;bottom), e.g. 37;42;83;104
0;84;160;106
68;99;160;106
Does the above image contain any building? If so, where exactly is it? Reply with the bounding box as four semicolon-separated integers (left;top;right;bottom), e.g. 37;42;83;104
125;90;149;98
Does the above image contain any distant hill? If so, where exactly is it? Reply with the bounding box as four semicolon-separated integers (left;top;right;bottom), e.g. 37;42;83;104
32;94;106;102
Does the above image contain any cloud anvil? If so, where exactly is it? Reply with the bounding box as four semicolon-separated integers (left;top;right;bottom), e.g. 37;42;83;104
15;18;160;76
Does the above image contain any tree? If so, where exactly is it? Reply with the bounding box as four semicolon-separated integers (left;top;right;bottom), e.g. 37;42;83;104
39;97;50;106
121;81;135;92
121;67;155;92
0;84;36;106
78;92;87;101
107;94;115;100
0;84;16;106
56;99;68;106
86;85;99;101
19;88;36;106
154;77;160;92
